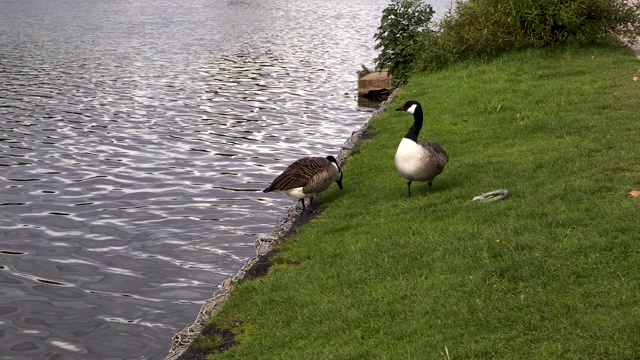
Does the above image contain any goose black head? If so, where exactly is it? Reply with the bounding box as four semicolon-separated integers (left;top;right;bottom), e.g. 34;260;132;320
395;100;422;115
326;155;343;190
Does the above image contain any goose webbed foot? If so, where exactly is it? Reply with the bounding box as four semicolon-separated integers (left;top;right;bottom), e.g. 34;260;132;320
309;205;323;215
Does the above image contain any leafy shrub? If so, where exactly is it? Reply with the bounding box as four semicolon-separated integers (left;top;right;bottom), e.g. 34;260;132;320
413;0;640;73
373;0;435;83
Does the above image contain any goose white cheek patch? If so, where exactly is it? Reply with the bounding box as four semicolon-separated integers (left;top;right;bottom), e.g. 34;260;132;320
406;104;417;114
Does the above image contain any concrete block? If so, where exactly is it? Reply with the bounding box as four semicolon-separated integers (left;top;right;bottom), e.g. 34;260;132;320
358;71;393;95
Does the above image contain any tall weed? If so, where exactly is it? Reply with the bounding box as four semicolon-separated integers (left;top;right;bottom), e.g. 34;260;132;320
412;0;640;73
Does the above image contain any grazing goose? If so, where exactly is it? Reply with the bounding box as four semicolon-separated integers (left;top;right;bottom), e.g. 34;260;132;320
394;100;448;197
263;155;343;210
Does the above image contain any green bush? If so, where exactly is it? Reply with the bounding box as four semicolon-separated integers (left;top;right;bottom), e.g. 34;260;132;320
413;0;640;73
373;0;435;83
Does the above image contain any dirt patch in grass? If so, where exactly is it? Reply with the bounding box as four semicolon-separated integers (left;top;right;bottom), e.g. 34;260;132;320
176;325;237;360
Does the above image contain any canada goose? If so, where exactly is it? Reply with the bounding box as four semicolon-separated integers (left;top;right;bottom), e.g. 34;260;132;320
263;155;343;210
395;100;448;197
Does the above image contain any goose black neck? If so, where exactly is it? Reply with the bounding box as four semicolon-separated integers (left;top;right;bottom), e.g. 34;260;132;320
404;106;423;142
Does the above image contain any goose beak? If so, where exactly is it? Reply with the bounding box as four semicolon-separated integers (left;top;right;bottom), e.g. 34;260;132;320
336;179;343;190
395;106;404;111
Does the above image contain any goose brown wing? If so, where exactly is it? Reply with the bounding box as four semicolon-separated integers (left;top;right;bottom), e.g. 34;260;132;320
303;160;338;193
419;141;449;176
264;157;329;192
421;141;449;162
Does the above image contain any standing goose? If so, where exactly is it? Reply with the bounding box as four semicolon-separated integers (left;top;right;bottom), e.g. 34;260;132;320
263;155;343;210
395;100;448;197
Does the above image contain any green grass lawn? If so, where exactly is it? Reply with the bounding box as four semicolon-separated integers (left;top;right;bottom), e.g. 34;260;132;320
196;44;640;359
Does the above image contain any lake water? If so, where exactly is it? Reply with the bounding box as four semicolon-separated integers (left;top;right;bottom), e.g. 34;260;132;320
0;0;451;358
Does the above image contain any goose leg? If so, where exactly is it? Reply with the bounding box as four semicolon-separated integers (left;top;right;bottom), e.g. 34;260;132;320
299;198;306;210
407;180;412;198
428;181;433;192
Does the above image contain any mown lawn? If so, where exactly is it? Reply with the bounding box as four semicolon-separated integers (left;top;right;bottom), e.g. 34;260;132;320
196;44;640;359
